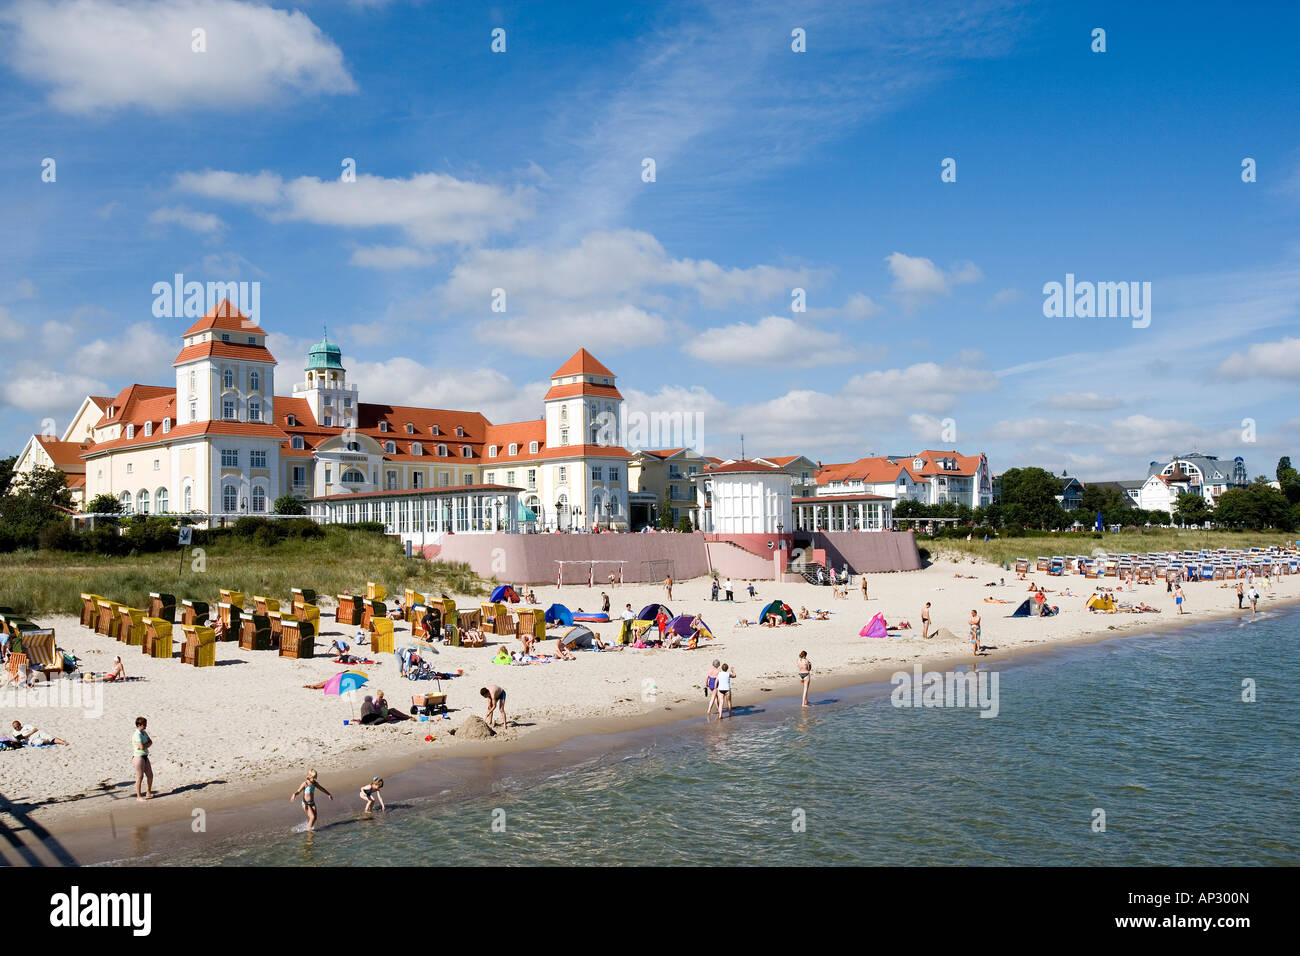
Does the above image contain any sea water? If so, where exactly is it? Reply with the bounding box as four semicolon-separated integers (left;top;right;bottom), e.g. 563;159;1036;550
111;607;1298;866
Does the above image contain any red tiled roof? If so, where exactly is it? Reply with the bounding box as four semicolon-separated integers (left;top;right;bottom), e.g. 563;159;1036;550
182;300;268;336
35;437;92;470
173;341;277;366
638;448;687;459
542;382;624;401
84;420;285;455
67;474;87;489
912;450;984;478
551;348;615;379
816;457;922;485
484;420;546;462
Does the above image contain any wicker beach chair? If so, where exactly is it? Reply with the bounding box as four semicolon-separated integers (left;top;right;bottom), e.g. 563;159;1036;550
290;587;317;608
217;601;242;637
366;582;387;602
279;618;315;659
295;603;320;634
335;594;363;626
361;599;387;632
4;652;29;686
219;589;245;608
147;592;176;623
95;599;121;638
239;614;272;651
19;630;60;681
180;599;210;626
369;617;395;654
267;610;286;649
143;618;174;659
81;593;105;629
180;625;217;667
253;595;279;616
118;606;147;646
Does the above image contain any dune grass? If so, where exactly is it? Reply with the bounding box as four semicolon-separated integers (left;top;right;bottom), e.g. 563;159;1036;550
929;529;1295;569
0;527;488;618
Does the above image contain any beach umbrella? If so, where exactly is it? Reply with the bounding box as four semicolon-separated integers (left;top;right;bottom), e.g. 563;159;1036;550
324;670;369;696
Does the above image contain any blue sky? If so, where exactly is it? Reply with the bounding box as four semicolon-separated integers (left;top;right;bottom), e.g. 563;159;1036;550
2;0;1299;480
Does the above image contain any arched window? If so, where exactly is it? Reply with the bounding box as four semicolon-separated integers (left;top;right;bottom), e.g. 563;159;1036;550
384;441;396;454
412;442;422;456
126;424;134;439
608;495;620;516
529;441;538;454
144;420;152;436
119;491;132;512
183;484;192;512
430;424;440;435
346;441;360;452
251;486;267;513
456;426;464;437
437;444;447;457
249;399;260;422
341;469;365;484
222;485;238;513
406;423;414;434
250;370;260;392
155;488;168;513
162;417;171;434
136;489;150;514
461;445;472;458
489;445;497;457
379;421;389;433
292;436;304;450
223;368;234;389
508;443;518;456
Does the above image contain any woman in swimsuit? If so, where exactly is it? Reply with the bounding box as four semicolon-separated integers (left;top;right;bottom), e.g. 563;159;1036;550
797;651;812;708
291;769;332;830
705;660;720;715
969;609;982;656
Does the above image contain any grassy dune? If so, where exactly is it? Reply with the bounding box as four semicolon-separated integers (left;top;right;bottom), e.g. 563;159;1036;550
929;529;1296;569
0;527;487;617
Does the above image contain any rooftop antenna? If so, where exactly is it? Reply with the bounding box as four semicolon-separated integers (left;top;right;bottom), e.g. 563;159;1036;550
740;434;745;460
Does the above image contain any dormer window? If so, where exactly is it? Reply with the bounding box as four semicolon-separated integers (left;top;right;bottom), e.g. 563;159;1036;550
292;436;304;450
461;445;472;458
529;441;538;454
508;443;518;456
126;424;135;439
913;458;924;470
456;426;464;437
221;333;230;342
405;423;414;434
431;424;439;436
247;336;255;345
489;445;498;458
143;421;152;436
412;442;422;456
162;418;170;434
384;441;396;454
437;444;447;456
346;441;360;452
380;421;389;433
287;414;296;426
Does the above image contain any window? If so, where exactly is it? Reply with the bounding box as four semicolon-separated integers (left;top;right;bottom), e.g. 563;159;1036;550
431;424;439;436
250;450;267;469
189;401;196;423
560;406;568;421
406;423;414;434
247;336;255;345
346;441;360;452
119;491;131;510
250;371;259;392
144;421;152;437
324;395;332;406
156;488;168;512
325;468;331;484
162;418;170;434
412;442;422;456
188;371;196;395
592;466;603;481
439;472;450;487
223;369;234;389
609;467;620;482
461;446;472;458
126;463;133;474
323;416;332;427
221;333;230;342
221;448;238;467
292;466;305;487
560;428;569;445
527;469;536;489
223;399;235;420
559;466;567;483
249;400;260;422
385;441;396;454
413;472;424;489
463;472;474;485
379;421;388;432
508;443;518;456
221;485;237;512
386;471;398;490
506;471;516;486
126;424;134;439
456;427;464;437
153;459;160;471
342;469;365;484
485;472;496;485
251;487;266;513
529;441;538;454
344;397;351;408
292;436;304;450
137;489;149;514
183;485;192;511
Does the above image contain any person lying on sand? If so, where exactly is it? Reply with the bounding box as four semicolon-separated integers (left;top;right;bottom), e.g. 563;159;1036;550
735;618;753;628
82;655;127;682
11;721;69;746
812;609;830;620
798;606;811;620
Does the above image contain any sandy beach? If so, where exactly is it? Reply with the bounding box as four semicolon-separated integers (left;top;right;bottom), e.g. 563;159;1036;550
3;556;1296;846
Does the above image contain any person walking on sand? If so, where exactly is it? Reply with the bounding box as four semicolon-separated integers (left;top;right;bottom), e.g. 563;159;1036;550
711;578;720;602
921;602;931;640
360;776;385;812
705;659;720;715
481;685;508;727
861;576;868;600
664;575;673;601
601;591;610;614
1248;585;1260;619
969;610;982;656
133;716;154;801
716;663;735;718
291;769;332;830
725;578;734;602
1236;580;1245;609
1174;583;1185;615
797;651;812;707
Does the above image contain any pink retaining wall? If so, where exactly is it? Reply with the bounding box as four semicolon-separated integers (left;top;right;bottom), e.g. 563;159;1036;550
812;531;923;573
705;540;783;580
433;532;711;584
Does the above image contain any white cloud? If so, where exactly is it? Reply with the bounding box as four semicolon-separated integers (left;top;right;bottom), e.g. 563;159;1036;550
0;306;25;340
885;252;982;308
844;361;998;413
73;323;176;383
1046;391;1124;411
3;368;110;413
683;315;852;367
476;305;673;356
1217;336;1300;380
808;292;881;321
176;170;533;247
149;205;225;235
347;358;548;425
3;0;355;114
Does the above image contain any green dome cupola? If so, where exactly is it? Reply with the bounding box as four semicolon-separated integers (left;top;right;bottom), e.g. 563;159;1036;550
306;327;344;372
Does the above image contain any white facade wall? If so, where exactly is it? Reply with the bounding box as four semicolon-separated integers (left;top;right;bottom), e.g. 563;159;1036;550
710;472;793;534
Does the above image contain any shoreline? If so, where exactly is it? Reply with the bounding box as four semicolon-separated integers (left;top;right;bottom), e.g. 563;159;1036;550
4;560;1296;864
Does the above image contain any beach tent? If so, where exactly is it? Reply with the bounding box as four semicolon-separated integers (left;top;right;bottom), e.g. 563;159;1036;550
558;625;595;648
759;600;796;624
490;585;520;604
1086;593;1115;612
638;603;672;622
667;614;713;638
544;603;574;626
1011;599;1034;617
859;612;889;638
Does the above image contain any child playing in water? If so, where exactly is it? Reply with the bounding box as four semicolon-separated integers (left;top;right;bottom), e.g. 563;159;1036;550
360;776;385;812
291;769;332;830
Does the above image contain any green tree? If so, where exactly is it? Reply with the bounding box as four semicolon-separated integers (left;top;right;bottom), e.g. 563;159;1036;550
85;493;125;516
658;491;675;530
999;467;1067;529
1173;492;1210;526
1214;483;1294;530
273;494;307;515
1277;456;1300;505
0;455;15;495
0;465;73;548
676;514;694;533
